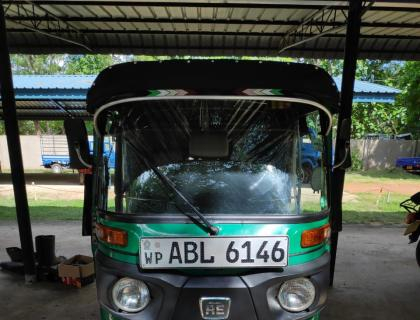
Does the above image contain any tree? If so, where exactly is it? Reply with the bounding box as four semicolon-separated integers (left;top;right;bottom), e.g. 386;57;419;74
396;61;420;138
65;55;122;75
11;54;65;75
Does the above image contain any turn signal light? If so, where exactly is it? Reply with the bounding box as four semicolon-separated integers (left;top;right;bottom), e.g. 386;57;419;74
301;224;330;248
96;224;128;247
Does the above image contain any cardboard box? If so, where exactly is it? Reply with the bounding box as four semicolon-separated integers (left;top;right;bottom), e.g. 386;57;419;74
58;255;95;288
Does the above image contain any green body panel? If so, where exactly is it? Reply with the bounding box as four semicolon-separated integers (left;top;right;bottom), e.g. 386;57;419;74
96;215;329;266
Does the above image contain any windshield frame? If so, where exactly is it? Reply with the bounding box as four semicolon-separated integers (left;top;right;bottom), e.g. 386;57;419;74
93;95;333;221
93;95;333;136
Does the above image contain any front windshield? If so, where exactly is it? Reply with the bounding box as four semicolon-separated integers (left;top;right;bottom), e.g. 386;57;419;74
97;99;328;216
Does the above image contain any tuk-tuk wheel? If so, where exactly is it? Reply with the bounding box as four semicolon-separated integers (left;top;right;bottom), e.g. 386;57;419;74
416;241;420;267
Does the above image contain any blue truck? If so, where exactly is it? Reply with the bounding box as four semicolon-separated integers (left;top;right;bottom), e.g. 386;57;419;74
396;157;420;175
41;135;115;173
301;128;322;183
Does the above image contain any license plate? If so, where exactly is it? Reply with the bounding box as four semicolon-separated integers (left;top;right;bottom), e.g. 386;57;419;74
140;236;288;269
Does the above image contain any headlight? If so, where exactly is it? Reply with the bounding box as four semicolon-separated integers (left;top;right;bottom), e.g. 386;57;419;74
277;277;316;312
112;278;150;312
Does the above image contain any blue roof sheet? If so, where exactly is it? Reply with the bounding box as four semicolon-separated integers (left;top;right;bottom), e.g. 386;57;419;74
333;76;401;103
333;76;401;94
12;75;96;90
11;74;401;103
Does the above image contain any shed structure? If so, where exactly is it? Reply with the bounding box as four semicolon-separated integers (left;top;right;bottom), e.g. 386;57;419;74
3;1;420;60
0;0;419;285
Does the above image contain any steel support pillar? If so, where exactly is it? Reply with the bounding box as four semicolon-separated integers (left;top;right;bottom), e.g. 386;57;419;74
330;0;363;286
0;3;36;282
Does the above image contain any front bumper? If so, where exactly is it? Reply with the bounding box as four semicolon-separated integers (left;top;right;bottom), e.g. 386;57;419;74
96;250;329;320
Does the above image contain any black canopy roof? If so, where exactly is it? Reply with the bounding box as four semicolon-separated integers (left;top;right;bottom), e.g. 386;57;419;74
87;60;340;114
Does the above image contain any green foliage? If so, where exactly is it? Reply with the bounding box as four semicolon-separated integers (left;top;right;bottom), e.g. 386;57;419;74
298;58;344;76
0;120;66;135
65;55;116;75
350;148;363;171
395;61;420;138
11;54;65;75
351;103;407;138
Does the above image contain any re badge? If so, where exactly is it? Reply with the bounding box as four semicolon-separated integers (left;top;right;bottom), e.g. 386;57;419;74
199;297;231;320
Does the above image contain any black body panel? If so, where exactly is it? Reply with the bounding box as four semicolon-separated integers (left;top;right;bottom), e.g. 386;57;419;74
87;60;339;114
96;250;329;320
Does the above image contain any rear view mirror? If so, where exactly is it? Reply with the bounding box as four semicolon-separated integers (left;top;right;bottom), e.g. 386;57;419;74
64;119;93;236
189;131;229;158
338;118;351;139
64;119;92;169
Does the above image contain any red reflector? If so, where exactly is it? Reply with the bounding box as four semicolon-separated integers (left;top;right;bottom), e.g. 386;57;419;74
301;224;330;248
96;224;128;247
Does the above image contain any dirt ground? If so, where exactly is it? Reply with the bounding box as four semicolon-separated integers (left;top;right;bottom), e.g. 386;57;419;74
344;181;419;196
0;173;95;200
0;222;419;320
1;173;401;201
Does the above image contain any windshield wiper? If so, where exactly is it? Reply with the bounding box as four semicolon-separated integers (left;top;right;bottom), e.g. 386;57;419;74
150;165;219;235
125;138;219;236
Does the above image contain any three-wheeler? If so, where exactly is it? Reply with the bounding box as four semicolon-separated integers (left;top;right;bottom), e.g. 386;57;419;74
65;60;340;320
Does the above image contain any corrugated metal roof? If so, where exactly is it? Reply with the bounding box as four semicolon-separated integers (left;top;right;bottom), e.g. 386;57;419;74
0;73;401;120
13;74;401;95
333;76;401;103
3;1;420;59
333;76;401;94
12;75;96;90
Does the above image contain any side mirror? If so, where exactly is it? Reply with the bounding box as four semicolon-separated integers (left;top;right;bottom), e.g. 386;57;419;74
64;119;92;169
338;118;351;140
64;119;93;236
310;166;322;193
333;118;352;170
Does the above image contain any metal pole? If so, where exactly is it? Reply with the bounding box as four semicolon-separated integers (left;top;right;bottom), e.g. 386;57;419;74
330;0;363;286
0;2;36;282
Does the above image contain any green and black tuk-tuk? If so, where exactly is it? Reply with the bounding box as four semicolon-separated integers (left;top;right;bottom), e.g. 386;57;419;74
67;60;341;320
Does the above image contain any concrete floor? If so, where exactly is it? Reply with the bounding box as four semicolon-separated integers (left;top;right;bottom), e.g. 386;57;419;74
0;222;419;320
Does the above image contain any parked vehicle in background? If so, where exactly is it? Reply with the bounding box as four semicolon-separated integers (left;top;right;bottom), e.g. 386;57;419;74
40;135;115;173
396;157;420;175
400;192;420;267
301;128;321;184
40;135;70;173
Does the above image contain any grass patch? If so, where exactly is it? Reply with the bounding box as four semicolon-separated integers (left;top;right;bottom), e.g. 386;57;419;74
0;198;83;220
342;192;406;224
346;169;419;183
0;192;409;224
